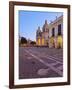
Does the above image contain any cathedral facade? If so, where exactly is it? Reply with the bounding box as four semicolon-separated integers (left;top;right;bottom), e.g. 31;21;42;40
36;15;63;48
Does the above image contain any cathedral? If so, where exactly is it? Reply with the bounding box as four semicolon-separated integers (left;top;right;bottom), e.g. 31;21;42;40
36;15;63;48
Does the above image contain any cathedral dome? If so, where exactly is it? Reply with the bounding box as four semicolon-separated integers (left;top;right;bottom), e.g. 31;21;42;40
42;20;49;32
36;27;42;37
36;27;41;33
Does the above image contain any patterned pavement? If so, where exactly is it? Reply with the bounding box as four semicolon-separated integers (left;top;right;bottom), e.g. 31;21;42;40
19;47;63;79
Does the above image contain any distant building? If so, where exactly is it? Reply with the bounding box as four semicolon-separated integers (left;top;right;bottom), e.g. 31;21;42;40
28;39;32;44
36;15;63;48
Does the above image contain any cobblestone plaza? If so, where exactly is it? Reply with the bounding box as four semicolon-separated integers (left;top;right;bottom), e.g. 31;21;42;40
19;47;63;79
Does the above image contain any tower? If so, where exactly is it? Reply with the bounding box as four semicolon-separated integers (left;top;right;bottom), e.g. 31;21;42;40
36;26;42;46
42;20;49;46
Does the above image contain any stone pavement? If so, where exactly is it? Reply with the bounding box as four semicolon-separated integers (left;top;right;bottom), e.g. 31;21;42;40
19;47;63;79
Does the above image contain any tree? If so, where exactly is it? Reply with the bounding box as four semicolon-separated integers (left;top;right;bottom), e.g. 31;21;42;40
30;41;36;45
20;37;27;44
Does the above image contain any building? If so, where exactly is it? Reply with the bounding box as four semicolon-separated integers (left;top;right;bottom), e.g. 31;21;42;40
36;15;63;48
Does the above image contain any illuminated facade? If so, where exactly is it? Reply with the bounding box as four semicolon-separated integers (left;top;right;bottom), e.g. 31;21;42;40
36;15;63;48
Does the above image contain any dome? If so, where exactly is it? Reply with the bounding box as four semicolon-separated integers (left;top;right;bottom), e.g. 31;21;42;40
37;26;41;33
36;27;42;37
45;20;47;24
42;20;49;32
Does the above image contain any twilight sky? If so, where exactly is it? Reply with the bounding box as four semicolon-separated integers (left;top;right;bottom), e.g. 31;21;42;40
19;10;63;41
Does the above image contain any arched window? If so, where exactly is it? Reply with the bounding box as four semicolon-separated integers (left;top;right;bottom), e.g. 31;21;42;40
46;28;49;32
58;24;61;35
52;28;55;36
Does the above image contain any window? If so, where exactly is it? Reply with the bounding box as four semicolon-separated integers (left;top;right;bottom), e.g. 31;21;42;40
46;29;49;32
52;28;55;36
58;24;61;35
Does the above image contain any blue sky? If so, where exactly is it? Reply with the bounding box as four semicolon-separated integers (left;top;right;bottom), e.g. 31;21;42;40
19;10;63;41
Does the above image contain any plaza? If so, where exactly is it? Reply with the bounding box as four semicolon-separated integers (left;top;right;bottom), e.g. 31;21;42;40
19;47;63;79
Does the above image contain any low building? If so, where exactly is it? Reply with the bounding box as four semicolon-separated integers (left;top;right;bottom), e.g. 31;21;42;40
36;15;63;48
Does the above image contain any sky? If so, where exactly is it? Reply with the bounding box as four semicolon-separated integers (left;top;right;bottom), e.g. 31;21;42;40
19;10;63;41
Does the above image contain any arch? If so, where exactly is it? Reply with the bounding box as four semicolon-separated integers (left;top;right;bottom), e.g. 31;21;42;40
58;24;61;35
52;28;55;36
